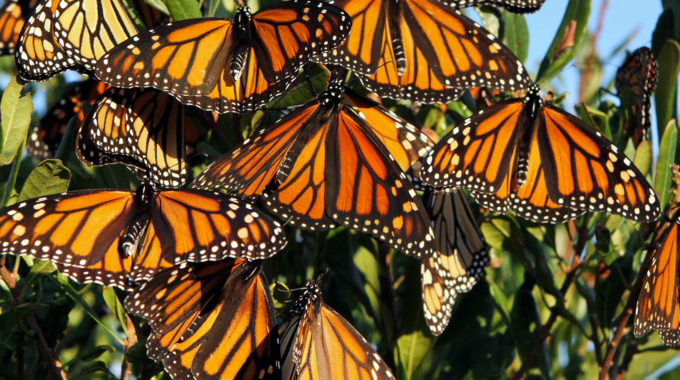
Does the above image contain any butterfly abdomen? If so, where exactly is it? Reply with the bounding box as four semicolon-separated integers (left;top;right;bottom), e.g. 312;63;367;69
119;183;156;256
229;6;253;81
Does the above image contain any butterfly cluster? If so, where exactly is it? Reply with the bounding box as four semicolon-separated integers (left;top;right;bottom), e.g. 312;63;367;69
0;0;670;378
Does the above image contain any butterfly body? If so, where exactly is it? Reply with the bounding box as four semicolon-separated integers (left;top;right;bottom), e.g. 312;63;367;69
119;183;155;257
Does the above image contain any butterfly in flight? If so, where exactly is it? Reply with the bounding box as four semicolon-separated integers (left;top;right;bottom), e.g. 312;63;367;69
634;210;680;346
279;279;396;380
0;181;287;290
126;259;281;379
420;84;660;223
421;190;488;335
191;78;435;258
316;0;533;103
26;79;110;158
76;86;204;188
616;46;658;146
95;1;351;113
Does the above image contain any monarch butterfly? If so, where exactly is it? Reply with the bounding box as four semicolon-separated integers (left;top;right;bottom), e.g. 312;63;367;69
26;79;110;158
441;0;545;13
191;79;435;258
634;212;680;346
94;2;351;113
76;87;202;188
15;0;150;80
420;84;660;223
421;190;488;335
125;259;281;379
0;181;287;290
0;0;36;55
616;47;658;146
279;280;396;379
316;0;532;103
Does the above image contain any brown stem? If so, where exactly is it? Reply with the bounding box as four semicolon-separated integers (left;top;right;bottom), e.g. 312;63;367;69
584;289;604;365
120;315;138;380
0;261;66;379
578;0;609;103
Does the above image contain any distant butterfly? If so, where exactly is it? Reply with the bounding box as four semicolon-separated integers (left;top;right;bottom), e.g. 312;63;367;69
616;47;658;145
0;0;36;55
95;1;351;112
316;0;532;103
0;181;287;290
279;280;396;380
421;190;488;335
634;211;680;346
76;86;202;188
125;259;281;379
26;79;110;158
191;79;435;258
420;84;660;223
15;0;158;80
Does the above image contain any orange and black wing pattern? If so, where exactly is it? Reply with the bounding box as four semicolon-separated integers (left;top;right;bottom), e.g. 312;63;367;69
635;216;680;346
421;190;488;335
27;79;110;158
279;280;395;380
126;260;281;379
193;82;435;258
325;0;531;103
420;84;660;223
616;46;658;145
76;87;192;188
440;0;546;13
16;0;139;80
95;2;351;112
0;0;33;55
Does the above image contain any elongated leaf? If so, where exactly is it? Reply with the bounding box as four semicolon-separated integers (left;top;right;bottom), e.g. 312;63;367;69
164;0;201;20
502;11;529;63
0;78;32;165
17;160;71;202
655;40;680;133
536;0;591;83
655;119;678;209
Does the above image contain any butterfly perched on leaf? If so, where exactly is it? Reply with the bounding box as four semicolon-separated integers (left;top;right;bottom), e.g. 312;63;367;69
0;0;37;55
26;79;110;158
279;280;396;380
421;190;488;335
616;46;658;146
316;0;532;103
0;181;287;290
634;210;680;346
76;86;203;188
95;1;351;113
125;259;281;379
420;84;660;223
191;78;435;258
15;0;160;80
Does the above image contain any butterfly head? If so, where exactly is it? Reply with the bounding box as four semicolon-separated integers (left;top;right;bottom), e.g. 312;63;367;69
524;84;543;120
234;6;252;34
135;181;158;209
319;80;345;107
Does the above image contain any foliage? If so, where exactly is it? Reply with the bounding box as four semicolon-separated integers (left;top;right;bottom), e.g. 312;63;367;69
0;0;679;379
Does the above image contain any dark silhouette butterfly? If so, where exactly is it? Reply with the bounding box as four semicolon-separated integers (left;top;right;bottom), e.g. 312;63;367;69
76;86;203;188
420;84;660;223
95;1;351;112
616;46;658;146
316;0;532;103
421;190;488;335
191;79;435;258
279;280;396;379
15;0;144;80
0;182;287;290
125;259;281;379
27;79;110;158
635;211;680;346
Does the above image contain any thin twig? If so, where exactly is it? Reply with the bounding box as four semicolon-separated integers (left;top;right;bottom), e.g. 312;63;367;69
0;262;67;379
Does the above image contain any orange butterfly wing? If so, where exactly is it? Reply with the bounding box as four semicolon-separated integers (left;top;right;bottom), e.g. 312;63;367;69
421;190;488;335
126;260;281;379
0;0;27;55
635;220;680;345
95;3;351;112
616;47;658;144
279;281;395;380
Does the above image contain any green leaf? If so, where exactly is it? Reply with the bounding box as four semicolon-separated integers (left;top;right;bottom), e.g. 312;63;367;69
502;11;529;63
536;0;591;83
0;77;32;165
102;288;128;334
655;39;680;133
268;64;330;109
164;0;201;20
655;119;678;209
17;159;71;202
632;140;652;177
